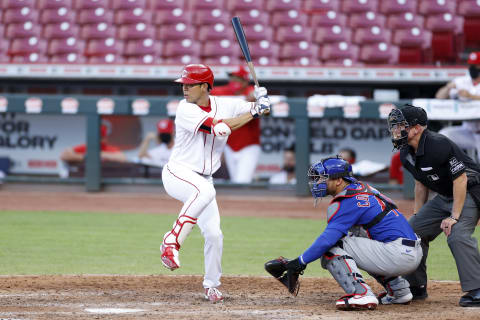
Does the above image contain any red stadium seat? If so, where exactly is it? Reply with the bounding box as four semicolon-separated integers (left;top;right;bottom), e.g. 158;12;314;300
359;42;399;64
77;8;114;25
153;8;192;26
2;0;34;9
43;22;79;39
392;28;432;64
203;56;241;66
226;0;263;11
148;0;184;10
425;14;464;63
197;23;235;41
40;8;76;24
379;0;416;15
309;10;347;27
242;24;274;42
164;54;200;65
323;59;363;67
252;56;279;66
162;39;201;58
5;21;41;38
0;52;10;62
193;9;229;25
117;22;155;40
110;0;147;10
85;38;123;56
187;0;224;11
114;8;152;25
0;36;8;53
248;40;280;59
271;9;308;27
80;22;116;39
352;26;391;45
341;0;378;14
303;0;340;13
458;0;480;47
48;37;85;55
231;9;269;26
265;0;301;12
349;12;386;28
4;7;39;23
386;13;424;29
124;38;160;56
281;56;321;66
425;14;463;33
320;42;359;61
279;41;316;60
9;37;47;55
88;54;125;64
156;22;195;41
11;52;48;63
37;0;73;9
202;39;238;58
50;52;87;63
275;25;312;42
313;25;351;44
126;54;162;64
73;0;108;10
418;0;456;15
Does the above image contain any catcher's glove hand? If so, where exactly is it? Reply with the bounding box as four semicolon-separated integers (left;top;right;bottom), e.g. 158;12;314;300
264;257;306;296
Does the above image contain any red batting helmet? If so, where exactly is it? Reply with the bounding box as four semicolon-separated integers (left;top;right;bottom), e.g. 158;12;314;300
174;64;214;89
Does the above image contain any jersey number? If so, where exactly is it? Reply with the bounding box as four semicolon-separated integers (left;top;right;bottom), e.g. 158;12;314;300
356;195;370;207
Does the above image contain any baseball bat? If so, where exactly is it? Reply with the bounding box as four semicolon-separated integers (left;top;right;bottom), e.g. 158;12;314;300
231;16;260;87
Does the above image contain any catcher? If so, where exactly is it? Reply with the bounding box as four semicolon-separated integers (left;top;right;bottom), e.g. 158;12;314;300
265;156;423;310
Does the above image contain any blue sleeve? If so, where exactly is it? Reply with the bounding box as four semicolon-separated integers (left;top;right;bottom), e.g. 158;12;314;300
299;227;345;264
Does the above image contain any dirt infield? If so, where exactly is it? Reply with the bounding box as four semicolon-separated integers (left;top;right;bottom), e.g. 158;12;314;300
0;184;477;319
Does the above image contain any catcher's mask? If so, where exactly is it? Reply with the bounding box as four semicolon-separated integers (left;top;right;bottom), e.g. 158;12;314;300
387;104;427;150
308;156;357;200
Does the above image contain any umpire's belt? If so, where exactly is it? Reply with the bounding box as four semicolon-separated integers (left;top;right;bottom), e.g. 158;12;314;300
401;239;417;247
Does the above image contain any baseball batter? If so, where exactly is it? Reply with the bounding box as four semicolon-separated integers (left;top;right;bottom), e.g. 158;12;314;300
267;157;422;310
160;64;271;302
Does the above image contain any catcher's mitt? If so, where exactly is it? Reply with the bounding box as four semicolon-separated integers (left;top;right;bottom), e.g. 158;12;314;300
264;257;305;296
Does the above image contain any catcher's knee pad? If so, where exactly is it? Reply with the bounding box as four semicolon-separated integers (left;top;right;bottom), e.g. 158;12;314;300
164;214;198;249
322;251;368;295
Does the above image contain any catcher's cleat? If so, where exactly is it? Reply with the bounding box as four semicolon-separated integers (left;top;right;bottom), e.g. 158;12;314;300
336;294;378;311
160;244;180;271
378;291;413;305
204;287;224;303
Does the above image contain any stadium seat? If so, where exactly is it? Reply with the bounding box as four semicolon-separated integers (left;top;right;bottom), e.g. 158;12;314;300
162;39;201;58
313;25;351;44
187;0;224;10
359;42;399;64
247;40;280;59
352;26;391;45
37;0;73;9
197;23;235;41
9;37;47;55
392;28;432;63
114;8;152;24
148;0;184;10
418;0;456;15
202;39;238;58
242;24;274;42
323;58;363;67
271;9;308;27
320;42;359;61
349;12;386;28
40;8;76;24
379;0;416;15
303;0;340;13
124;38;160;56
279;41;316;60
309;10;347;27
226;0;263;11
80;22;116;39
48;37;85;55
117;22;155;40
386;12;424;29
275;25;312;42
425;14;464;63
11;52;48;63
4;7;39;23
252;56;279;66
2;0;34;9
193;9;229;25
265;0;301;12
77;8;114;25
281;56;321;66
203;56;241;66
85;38;123;56
164;54;200;65
88;54;125;64
0;32;7;51
231;9;269;26
457;0;480;47
126;54;162;64
0;52;10;62
156;23;195;41
50;52;87;63
43;22;79;39
5;21;41;38
341;0;378;14
153;8;192;25
110;0;147;10
73;0;108;10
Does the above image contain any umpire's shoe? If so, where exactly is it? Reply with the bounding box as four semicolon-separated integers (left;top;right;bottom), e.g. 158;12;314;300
459;288;480;307
410;285;428;300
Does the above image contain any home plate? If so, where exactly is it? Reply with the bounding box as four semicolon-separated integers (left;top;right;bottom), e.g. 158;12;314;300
85;308;145;314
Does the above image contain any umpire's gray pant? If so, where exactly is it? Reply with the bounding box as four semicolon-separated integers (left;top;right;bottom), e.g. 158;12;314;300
405;193;480;292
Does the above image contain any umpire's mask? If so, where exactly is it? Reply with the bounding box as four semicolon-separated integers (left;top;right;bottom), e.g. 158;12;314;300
387;108;410;150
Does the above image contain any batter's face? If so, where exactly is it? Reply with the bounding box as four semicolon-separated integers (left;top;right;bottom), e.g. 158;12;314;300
182;83;208;104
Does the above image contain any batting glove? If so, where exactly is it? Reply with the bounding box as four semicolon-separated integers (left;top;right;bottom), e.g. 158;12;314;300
250;96;271;118
254;86;268;100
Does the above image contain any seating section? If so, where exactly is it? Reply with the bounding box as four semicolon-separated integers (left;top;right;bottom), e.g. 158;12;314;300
0;0;477;65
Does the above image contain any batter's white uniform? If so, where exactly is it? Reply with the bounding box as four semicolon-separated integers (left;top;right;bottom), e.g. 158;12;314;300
439;75;480;162
162;95;254;288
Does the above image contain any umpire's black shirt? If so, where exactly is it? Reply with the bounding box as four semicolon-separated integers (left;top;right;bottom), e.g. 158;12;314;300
400;129;480;197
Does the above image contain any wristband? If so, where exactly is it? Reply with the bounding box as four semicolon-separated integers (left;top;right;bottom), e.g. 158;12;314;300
449;216;459;222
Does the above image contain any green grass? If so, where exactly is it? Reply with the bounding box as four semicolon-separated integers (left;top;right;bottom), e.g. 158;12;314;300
0;210;471;280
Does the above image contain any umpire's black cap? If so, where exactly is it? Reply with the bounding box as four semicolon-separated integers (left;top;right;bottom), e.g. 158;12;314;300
401;104;428;126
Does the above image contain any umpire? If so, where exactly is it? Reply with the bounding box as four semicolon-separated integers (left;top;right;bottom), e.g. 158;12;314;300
387;104;480;307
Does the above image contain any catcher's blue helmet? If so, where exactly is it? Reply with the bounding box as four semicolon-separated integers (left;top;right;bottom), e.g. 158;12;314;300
308;156;357;198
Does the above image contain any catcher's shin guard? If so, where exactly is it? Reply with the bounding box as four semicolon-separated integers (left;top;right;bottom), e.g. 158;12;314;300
377;276;412;305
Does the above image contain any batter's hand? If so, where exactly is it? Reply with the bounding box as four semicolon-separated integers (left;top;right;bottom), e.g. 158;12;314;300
254;86;268;100
440;217;457;236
